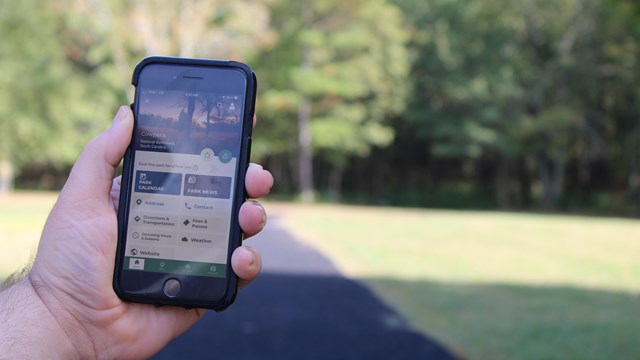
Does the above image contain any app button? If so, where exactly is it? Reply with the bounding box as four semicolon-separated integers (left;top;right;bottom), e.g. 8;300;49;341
183;174;232;199
132;194;178;210
135;170;182;195
218;149;232;164
129;258;145;270
201;148;214;162
177;233;220;248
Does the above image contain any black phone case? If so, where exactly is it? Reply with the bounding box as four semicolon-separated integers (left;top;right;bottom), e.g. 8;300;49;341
113;56;257;311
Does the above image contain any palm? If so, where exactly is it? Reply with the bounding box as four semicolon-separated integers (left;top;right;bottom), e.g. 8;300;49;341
31;183;203;358
24;107;270;359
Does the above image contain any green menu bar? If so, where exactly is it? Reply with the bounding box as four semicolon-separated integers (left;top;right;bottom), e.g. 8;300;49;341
125;256;226;278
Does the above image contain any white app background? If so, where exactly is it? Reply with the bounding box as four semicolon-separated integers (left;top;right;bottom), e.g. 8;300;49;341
125;150;236;265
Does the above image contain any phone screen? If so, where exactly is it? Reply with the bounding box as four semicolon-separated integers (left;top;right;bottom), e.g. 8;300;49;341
123;76;246;279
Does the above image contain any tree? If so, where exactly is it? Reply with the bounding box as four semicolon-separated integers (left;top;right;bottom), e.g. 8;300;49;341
197;95;218;138
393;0;532;207
0;0;275;191
255;0;409;200
0;0;123;191
389;0;633;210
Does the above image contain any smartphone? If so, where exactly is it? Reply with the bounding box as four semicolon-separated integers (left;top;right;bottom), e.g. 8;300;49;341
113;57;256;310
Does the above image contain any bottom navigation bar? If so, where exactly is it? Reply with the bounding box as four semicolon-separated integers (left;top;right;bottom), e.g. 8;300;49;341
125;256;226;278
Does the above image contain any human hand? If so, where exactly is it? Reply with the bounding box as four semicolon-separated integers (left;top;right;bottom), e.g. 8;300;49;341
2;106;273;359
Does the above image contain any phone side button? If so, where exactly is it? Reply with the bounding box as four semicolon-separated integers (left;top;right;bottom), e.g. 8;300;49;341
246;136;252;157
162;278;182;298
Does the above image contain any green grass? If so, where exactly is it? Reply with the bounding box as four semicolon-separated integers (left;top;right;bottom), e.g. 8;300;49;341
2;194;639;359
272;203;640;360
0;192;57;281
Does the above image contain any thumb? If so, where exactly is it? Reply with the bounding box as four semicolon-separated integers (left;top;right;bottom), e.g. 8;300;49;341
59;106;133;204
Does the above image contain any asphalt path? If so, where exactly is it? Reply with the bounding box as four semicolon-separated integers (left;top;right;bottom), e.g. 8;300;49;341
153;217;455;360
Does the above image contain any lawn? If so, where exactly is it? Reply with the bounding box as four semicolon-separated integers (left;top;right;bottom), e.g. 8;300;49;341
2;194;639;359
0;192;57;280
271;203;640;360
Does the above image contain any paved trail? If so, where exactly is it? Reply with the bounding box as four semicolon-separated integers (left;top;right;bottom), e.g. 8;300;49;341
153;218;455;359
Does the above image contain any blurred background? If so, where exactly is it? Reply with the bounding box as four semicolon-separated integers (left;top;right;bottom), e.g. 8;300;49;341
1;0;639;359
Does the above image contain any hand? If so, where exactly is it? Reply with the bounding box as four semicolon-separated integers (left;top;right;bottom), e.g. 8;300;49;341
1;106;273;359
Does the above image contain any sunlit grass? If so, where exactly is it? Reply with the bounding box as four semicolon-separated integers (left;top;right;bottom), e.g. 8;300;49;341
2;195;639;359
272;202;640;360
0;192;57;280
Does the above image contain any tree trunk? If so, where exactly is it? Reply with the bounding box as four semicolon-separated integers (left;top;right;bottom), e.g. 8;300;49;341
297;1;315;202
551;151;566;206
0;160;14;193
297;97;314;201
178;0;195;57
537;151;566;210
626;127;640;205
497;154;510;209
516;157;532;207
328;164;344;202
628;166;640;205
537;155;553;210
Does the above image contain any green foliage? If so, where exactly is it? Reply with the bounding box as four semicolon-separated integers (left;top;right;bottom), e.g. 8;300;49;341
1;0;639;211
254;0;409;164
0;0;120;169
387;0;640;209
0;0;273;184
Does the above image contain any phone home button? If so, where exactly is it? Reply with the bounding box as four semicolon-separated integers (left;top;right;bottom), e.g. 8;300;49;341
163;278;182;298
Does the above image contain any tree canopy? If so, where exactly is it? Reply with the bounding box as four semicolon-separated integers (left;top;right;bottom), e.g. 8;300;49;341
1;0;639;212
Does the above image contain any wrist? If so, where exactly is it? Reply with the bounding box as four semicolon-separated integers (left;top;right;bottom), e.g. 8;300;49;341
0;277;82;359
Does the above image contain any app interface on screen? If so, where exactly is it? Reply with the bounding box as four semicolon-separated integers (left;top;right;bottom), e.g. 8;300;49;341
125;87;244;278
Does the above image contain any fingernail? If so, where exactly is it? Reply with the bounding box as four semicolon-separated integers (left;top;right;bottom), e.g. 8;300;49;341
249;163;264;171
244;246;256;265
250;200;267;228
113;106;128;125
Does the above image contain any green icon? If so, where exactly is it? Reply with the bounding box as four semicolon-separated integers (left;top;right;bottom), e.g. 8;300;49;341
219;149;232;163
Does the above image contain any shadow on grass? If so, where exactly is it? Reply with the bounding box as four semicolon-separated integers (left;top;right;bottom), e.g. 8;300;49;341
153;214;638;360
153;273;639;360
153;272;456;360
364;278;640;360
